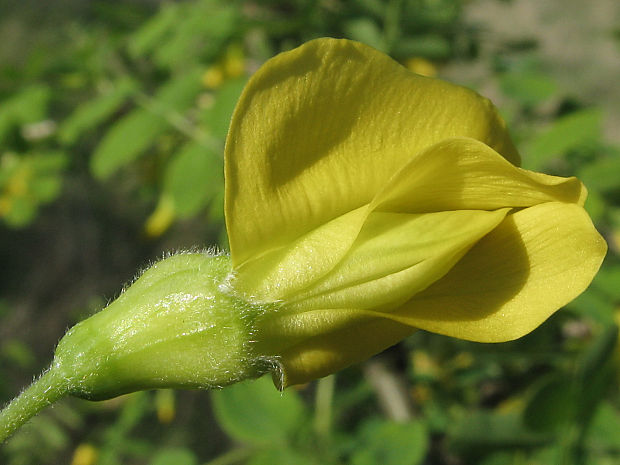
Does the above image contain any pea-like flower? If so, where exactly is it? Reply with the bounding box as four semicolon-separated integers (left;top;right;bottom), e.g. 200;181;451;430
0;38;606;442
224;38;606;386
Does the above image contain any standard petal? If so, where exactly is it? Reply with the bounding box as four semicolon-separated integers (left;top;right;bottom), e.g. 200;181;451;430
225;38;518;269
287;208;509;311
384;203;607;342
373;137;586;213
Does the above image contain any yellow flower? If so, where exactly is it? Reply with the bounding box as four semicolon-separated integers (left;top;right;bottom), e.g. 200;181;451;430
0;38;608;442
224;38;607;387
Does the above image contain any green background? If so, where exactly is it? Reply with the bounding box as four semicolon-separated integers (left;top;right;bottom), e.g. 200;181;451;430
1;1;619;464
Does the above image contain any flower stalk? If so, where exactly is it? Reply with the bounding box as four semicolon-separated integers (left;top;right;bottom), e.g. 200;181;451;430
0;369;67;442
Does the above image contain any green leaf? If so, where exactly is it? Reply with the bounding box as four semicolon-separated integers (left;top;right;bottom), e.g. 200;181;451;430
393;35;451;59
154;68;204;111
593;264;620;300
201;77;247;139
30;151;68;202
522;108;602;170
0;85;50;144
31;151;67;172
403;0;460;26
343;18;386;52
153;2;238;68
211;376;306;446
570;325;618;431
523;374;576;432
90;108;164;179
1;339;36;369
351;420;428;465
585;402;620;450
576;324;618;385
566;286;616;325
500;71;558;106
578;156;620;193
91;70;203;179
128;3;180;58
3;196;37;228
150;448;197;465
58;78;136;145
163;142;222;218
583;189;606;223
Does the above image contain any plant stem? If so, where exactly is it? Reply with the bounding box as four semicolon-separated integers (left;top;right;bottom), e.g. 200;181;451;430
314;375;335;438
364;359;413;422
0;367;68;443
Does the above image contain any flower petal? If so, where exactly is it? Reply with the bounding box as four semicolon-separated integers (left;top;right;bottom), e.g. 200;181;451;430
385;202;607;342
232;135;584;302
288;208;509;311
233;205;369;300
373;137;586;213
272;314;415;388
225;38;518;269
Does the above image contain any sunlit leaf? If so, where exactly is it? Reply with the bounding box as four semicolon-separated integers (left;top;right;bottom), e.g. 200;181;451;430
578;156;620;193
163;142;222;218
585;402;620;450
500;71;558;106
351;420;428;465
211;376;306;446
128;3;180;57
153;2;238;68
343;18;386;51
522;108;602;170
90;108;163;179
201;77;247;139
91;70;202;179
0;85;50;144
58;78;136;145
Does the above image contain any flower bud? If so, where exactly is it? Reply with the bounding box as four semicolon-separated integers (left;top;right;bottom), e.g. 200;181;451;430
52;252;270;400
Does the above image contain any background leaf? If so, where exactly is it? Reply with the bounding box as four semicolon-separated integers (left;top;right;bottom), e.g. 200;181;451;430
522;108;602;170
90;69;203;179
210;376;306;446
163;142;222;218
350;420;428;465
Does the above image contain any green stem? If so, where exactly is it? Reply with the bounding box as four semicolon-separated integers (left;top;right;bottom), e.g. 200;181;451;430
314;375;335;438
0;367;68;443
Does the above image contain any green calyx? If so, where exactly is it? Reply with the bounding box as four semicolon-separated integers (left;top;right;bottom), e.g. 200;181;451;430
54;252;273;400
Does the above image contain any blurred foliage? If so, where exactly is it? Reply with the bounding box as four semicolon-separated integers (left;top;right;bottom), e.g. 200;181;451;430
1;0;619;464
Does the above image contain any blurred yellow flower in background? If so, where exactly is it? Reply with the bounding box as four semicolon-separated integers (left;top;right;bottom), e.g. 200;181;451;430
202;44;246;90
405;56;437;77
